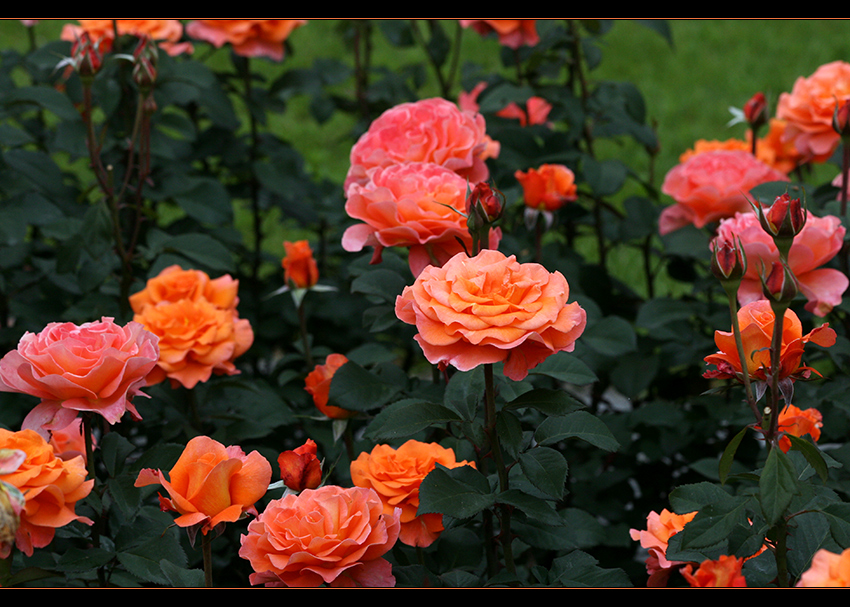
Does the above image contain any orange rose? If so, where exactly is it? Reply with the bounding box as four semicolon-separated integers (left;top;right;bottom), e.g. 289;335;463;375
342;161;501;276
350;440;475;548
133;297;254;389
135;435;272;535
185;19;306;61
715;210;848;317
704;300;836;384
304;354;355;419
797;548;850;587
659;150;789;235
282;240;319;289
459;81;552;128
131;266;253;389
515;164;578;212
239;485;401;587
459;20;539;49
777;61;850;162
0;428;93;557
681;555;747;587
0;448;26;559
629;509;697;587
774;404;823;454
0;317;159;433
396;249;587;381
129;265;240;312
344;97;496;193
277;438;322;492
60;20;191;56
679;123;804;175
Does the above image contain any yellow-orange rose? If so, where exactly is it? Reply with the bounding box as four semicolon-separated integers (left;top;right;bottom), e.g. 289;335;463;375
395;249;587;381
350;440;475;548
0;428;93;557
129;265;240;313
185;19;306;61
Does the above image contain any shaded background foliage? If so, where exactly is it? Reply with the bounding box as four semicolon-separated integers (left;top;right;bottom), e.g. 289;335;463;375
1;19;850;587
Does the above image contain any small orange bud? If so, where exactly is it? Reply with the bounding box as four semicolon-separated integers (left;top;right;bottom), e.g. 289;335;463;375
282;240;319;290
277;439;322;492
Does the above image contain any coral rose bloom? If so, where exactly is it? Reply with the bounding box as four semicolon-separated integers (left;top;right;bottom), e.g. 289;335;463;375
459;20;540;49
344;97;496;193
134;297;254;389
630;509;697;587
515;164;578;212
0;428;93;557
61;20;191;56
777;61;850;162
659;150;789;235
681;555;747;587
129;265;241;313
715;211;848;317
395;249;587;381
185;19;306;61
704;300;836;384
343;162;501;276
797;548;850;587
239;485;401;587
135;435;271;535
304;353;355;419
282;240;319;289
0;317;159;434
350;440;475;548
774;404;823;454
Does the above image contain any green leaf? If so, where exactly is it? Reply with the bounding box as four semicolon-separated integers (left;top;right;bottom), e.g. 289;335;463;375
535;411;619;452
760;447;800;526
528;353;597;385
519;447;568;500
548;550;633;587
495;410;525;460
117;534;188;586
350;268;409;303
786;434;829;483
677;501;750;550
582;315;637;357
503;388;585;416
101;432;135;478
443;367;484;421
328;360;401;412
497;489;564;527
719;426;749;485
157;233;235;273
669;481;741;513
159;560;204;588
583;157;628;197
821;503;850;547
418;464;494;520
172;177;233;225
364;399;461;440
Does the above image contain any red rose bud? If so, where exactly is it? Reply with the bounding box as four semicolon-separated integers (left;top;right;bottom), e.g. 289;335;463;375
761;260;798;306
465;182;503;222
710;235;747;283
70;32;102;79
277;439;322;492
132;35;158;91
758;193;806;260
744;92;768;131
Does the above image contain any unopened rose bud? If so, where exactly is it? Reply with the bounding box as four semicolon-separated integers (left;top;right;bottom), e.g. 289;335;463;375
834;98;850;141
132;35;158;91
277;439;322;492
710;235;747;283
70;32;102;79
761;261;798;306
757;193;806;260
744;92;768;132
466;182;503;223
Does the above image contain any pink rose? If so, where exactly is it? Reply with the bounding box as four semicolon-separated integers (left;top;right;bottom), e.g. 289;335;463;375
659;150;789;234
344;98;497;193
459;20;540;49
0;318;159;436
715;211;848;316
342;161;501;276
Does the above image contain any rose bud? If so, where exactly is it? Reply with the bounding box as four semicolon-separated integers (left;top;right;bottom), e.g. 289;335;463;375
277;439;322;493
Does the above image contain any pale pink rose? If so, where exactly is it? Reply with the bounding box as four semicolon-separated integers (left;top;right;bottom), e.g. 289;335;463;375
715;211;848;316
342;162;501;276
659;150;789;234
345;98;496;193
777;61;850;163
797;548;850;587
0;317;159;436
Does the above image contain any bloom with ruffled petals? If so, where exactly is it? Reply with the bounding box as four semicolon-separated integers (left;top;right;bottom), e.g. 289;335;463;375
681;555;747;587
395;249;587;381
0;317;159;435
239;485;401;587
304;354;355;419
343;161;501;276
185;19;305;61
777;61;850;162
459;20;539;49
715;211;848;316
345;97;496;193
515;164;578;212
61;20;191;56
630;509;697;587
0;428;93;557
129;265;240;313
135;435;271;536
704;299;836;384
774;404;823;454
797;548;850;587
350;440;475;548
659;150;789;235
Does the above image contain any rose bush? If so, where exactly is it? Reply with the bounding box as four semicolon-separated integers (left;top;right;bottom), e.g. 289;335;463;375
344;97;497;193
185;19;306;61
239;485;401;587
350;440;475;548
135;435;272;536
342;161;501;275
0;428;93;557
0;317;159;434
714;210;848;316
659;150;789;234
395;249;587;381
